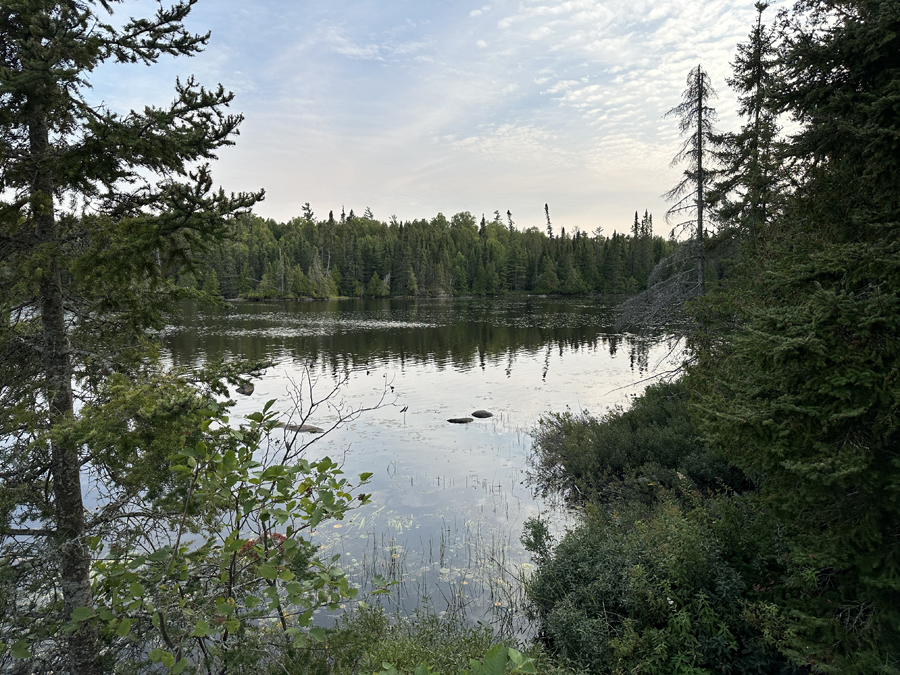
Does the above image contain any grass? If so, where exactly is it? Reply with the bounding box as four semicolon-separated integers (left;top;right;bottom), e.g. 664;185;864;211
273;605;584;675
274;606;498;675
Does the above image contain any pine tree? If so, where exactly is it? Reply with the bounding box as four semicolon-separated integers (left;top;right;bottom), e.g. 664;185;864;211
0;4;260;670
664;65;720;295
713;2;782;247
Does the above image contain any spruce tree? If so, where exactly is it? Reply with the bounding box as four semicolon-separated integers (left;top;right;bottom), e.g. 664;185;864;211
0;2;260;671
713;2;782;247
691;1;900;669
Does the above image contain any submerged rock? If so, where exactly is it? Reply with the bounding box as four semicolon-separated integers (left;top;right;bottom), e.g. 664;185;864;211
277;422;324;434
236;382;254;396
471;410;493;419
447;417;474;424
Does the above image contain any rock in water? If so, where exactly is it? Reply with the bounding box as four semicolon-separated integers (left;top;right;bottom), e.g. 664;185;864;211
447;417;474;424
471;410;493;418
277;422;324;434
236;382;254;396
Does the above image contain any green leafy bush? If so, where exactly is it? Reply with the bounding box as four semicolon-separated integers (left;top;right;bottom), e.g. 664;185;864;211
523;500;802;674
529;380;748;505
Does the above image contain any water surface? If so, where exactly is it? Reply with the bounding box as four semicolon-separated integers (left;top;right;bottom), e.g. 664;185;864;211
163;297;678;631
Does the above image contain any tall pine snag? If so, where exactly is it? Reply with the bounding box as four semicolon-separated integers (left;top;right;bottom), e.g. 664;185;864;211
0;1;261;672
664;64;719;295
617;67;719;331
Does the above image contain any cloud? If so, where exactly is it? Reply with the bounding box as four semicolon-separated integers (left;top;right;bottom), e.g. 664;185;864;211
293;22;432;61
446;123;578;170
119;0;795;233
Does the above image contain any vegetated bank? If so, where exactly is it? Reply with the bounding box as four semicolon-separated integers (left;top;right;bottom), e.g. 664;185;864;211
522;0;900;673
4;0;897;672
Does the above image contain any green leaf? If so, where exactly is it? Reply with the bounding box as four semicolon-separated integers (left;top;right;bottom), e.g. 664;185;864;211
172;658;189;674
279;569;296;582
192;619;210;637
508;648;537;674
481;644;508;675
244;595;261;609
71;606;92;623
359;472;373;481
11;640;30;660
149;648;169;664
148;549;170;562
258;563;278;580
116;618;133;637
225;618;240;633
129;582;145;598
309;626;326;642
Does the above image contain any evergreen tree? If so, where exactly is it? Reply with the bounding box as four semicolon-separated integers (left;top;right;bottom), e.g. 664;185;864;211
0;2;260;671
691;1;900;669
201;269;221;296
714;2;782;247
664;65;720;295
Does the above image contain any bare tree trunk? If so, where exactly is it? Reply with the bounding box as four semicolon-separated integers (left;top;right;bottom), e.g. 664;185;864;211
695;65;706;295
30;102;101;675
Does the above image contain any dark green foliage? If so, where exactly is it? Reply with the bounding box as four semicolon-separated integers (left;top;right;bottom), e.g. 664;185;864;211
774;0;900;228
190;211;674;299
529;380;748;504
523;499;802;675
685;1;900;671
690;238;900;672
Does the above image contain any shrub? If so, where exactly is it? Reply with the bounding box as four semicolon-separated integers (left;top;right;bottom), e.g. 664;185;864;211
529;380;748;505
523;501;803;674
275;607;499;675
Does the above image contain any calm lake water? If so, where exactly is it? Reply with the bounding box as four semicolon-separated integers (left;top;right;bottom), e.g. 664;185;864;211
163;297;679;633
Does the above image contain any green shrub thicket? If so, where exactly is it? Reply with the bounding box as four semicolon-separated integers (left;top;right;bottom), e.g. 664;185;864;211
525;385;804;674
529;381;749;505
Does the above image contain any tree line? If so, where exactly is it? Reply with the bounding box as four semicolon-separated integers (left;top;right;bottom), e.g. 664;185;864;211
189;208;672;299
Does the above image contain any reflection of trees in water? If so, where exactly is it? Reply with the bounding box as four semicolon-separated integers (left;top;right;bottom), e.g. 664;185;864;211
163;300;666;379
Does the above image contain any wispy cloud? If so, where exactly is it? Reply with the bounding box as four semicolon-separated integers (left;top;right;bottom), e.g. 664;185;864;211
89;0;791;234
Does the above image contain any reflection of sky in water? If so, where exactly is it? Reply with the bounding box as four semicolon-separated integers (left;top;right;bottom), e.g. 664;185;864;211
162;298;680;631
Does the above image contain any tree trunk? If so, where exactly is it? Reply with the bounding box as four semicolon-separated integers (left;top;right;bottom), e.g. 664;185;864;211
30;102;101;675
696;65;706;294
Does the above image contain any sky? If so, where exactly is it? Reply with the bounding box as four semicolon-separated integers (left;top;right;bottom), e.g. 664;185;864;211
92;0;787;237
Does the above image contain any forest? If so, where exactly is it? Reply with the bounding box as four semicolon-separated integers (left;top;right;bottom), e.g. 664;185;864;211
1;0;898;673
187;208;671;299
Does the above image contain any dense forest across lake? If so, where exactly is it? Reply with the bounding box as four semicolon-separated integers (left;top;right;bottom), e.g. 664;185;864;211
189;209;673;299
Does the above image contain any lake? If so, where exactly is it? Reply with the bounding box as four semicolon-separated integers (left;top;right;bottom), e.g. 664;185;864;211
163;297;679;633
